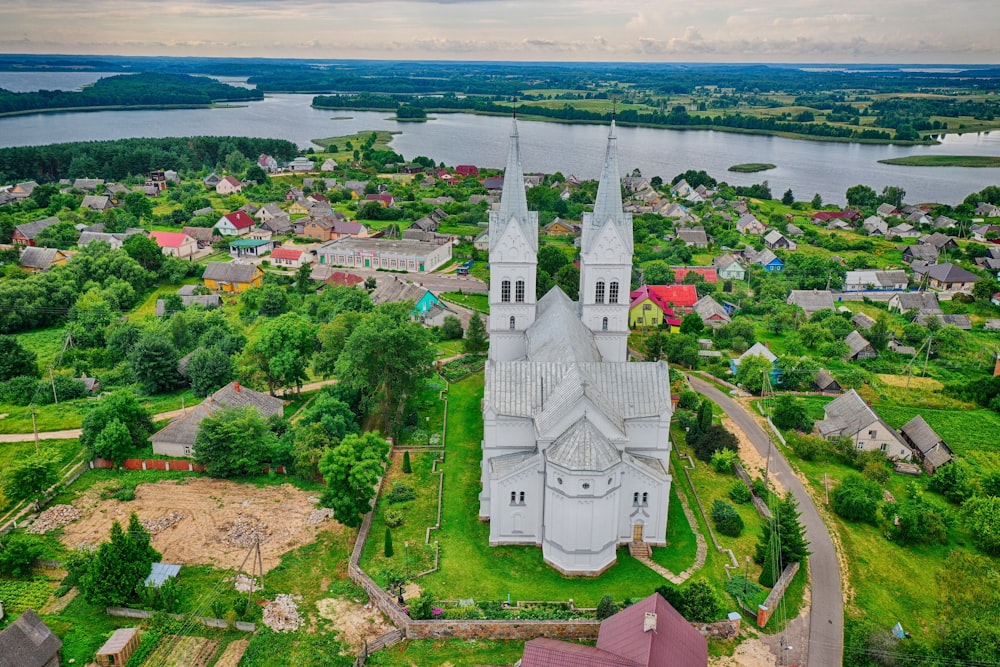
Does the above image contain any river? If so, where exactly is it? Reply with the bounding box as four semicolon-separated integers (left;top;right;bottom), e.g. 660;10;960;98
1;72;997;205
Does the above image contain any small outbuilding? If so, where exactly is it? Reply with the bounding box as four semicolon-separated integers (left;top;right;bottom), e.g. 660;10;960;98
0;609;63;667
95;628;141;667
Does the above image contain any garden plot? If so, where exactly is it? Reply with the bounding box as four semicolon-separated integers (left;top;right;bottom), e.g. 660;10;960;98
58;478;342;572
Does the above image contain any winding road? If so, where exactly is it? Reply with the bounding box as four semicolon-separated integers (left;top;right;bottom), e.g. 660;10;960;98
687;374;843;667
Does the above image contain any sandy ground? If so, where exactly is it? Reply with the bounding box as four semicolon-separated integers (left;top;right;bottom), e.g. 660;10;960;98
710;638;779;667
213;640;250;667
316;597;395;650
721;415;786;495
59;478;342;572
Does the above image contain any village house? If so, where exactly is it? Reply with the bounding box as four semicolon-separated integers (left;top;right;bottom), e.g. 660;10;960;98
675;227;710;248
786;289;835;316
862;216;888;236
877;203;901;218
183;226;216;248
287;157;315;172
735;213;766;235
77;230;137;250
888;223;921;240
911;262;979;291
692;295;731;328
899;415;954;475
817;389;913;460
812;209;861;225
202;261;264;293
920;232;959;252
672;267;718;284
320;158;337;171
730;341;780;381
974;202;1000;217
542;218;581;237
8;180;39;200
94;628;141;667
255;202;288;224
151;382;284;457
214;210;256;237
148;231;197;259
13;217;62;246
80;195;112;211
628;285;683;330
19;247;69;273
0;609;63;667
813;369;842;393
745;248;784;272
370;276;457;325
473;231;489;251
764;229;797;251
888;291;942;317
258;154;279;173
901;243;939;264
852;312;876;330
520;593;707;667
228;236;275;259
269;247;309;270
364;193;395;208
713;253;746;281
215;175;243;196
844;330;876;360
154;285;222;316
455;164;479;177
315;236;452;273
843;270;909;292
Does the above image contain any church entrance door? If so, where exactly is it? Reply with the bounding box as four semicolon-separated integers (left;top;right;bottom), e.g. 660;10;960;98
632;523;643;542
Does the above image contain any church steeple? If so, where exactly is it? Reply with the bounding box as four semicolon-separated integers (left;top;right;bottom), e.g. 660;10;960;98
494;119;534;248
584;120;632;255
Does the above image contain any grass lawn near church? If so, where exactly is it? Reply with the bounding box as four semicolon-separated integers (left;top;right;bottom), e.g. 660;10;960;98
415;373;693;608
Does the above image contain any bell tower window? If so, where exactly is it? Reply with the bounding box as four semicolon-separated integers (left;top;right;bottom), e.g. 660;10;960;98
609;281;619;304
501;280;511;303
509;316;516;330
515;279;525;303
595;281;605;304
602;317;609;331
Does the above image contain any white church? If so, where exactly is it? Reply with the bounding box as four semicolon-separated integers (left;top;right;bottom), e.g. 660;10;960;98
479;120;675;576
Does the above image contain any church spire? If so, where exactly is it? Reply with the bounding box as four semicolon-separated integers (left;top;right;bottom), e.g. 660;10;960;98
497;118;529;227
591;120;624;231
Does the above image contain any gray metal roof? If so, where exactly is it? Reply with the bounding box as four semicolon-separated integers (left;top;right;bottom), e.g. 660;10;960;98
787;290;834;314
0;610;62;667
693;295;729;323
525;288;602;363
144;562;181;588
545;418;621;472
813;369;839;391
845;330;873;358
900;415;953;468
891;292;941;315
96;627;140;657
150;382;283;447
14;216;60;240
816;390;906;452
19;246;63;270
202;261;261;284
736;342;777;364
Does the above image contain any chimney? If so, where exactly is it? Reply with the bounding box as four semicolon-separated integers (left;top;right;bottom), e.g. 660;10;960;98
234;381;241;393
643;612;657;633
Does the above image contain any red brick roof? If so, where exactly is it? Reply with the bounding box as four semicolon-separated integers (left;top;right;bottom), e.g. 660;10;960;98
270;248;302;261
596;593;708;667
673;267;719;284
327;271;364;287
520;638;638;667
149;231;191;248
632;284;699;309
222;211;255;230
455;165;479;176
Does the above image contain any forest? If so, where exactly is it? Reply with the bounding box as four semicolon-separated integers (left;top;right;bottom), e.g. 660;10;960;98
0;72;262;115
0;136;299;183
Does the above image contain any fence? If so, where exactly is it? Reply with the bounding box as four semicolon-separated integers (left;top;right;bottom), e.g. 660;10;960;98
733;463;773;521
756;562;800;627
105;607;256;632
90;459;287;474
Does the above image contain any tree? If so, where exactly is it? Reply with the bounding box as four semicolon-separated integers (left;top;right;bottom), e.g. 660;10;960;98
890;484;951;545
696;399;713;435
402;450;412;474
755;492;810;569
0;335;38;381
297;387;360;441
596;595;618;620
867;314;892;352
1;453;58;507
832;474;881;524
319;432;391;527
80;514;160;608
185;347;233;397
0;533;44;577
243;312;317;395
93;418;133;466
384;527;394;557
679;312;704;335
194;406;277;478
771;395;813;432
781;189;794;206
810;193;823;209
123;191;153;221
80;390;153;456
879;185;906;208
688;424;738;462
973;277;997;302
129;331;181;394
294;263;313;295
313;311;364;378
537;246;569;276
928;459;975;504
462;313;490;354
644;331;666;361
710;500;744;537
735;354;774;395
963;495;1000;555
845;184;878;209
657;581;722;622
552;264;580;300
440;315;464;341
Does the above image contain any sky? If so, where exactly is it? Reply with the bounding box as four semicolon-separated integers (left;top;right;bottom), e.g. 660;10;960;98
1;0;997;63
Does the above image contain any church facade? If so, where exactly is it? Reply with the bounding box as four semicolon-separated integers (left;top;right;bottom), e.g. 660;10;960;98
479;120;674;576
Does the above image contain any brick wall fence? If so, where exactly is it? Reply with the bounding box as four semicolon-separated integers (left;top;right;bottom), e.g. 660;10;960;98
756;562;800;627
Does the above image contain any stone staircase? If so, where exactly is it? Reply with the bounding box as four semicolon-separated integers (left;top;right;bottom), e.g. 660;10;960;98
628;541;651;558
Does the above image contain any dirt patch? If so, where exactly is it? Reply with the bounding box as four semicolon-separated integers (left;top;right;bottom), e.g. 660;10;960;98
58;478;342;572
316;597;394;650
40;587;77;615
213;639;250;667
721;416;786;495
710;637;778;666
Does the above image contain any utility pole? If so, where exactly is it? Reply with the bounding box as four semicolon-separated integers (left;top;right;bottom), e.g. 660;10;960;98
824;473;830;505
31;407;39;454
50;368;58;405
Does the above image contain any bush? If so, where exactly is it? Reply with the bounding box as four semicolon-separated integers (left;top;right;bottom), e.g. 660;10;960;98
596;595;618;620
0;533;44;577
384;527;394;557
688;423;738;462
656;581;722;623
729;481;752;504
710;500;745;537
710;449;739;474
677;390;700;410
386;484;416;504
771;395;814;432
384;509;404;528
831;474;882;524
0;376;39;406
402;451;412;474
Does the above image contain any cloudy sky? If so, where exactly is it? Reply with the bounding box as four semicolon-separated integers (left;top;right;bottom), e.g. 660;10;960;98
1;0;997;63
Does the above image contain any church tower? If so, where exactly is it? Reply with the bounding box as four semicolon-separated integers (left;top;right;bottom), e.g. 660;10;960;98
487;119;538;361
579;121;632;363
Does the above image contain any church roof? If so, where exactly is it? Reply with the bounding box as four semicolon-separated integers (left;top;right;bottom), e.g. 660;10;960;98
546;418;621;471
582;121;633;256
490;119;537;253
525;287;602;363
489;450;539;477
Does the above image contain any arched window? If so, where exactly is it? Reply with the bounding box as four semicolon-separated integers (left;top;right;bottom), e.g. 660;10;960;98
501;280;511;303
602;317;609;331
633;492;640;506
595;280;605;304
609;281;619;304
642;492;649;506
509;316;516;330
515;279;525;303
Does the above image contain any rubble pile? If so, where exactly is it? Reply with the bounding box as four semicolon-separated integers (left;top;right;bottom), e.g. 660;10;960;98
141;511;184;534
27;505;81;534
262;594;303;632
308;508;335;525
234;574;262;593
223;514;269;548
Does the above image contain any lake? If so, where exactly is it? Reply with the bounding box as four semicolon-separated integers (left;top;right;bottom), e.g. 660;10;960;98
0;72;998;205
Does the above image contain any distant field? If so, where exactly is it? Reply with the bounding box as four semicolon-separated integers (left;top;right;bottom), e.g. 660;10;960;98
878;155;1000;167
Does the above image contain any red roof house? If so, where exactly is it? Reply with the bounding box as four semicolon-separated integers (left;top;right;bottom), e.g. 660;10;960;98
520;593;708;667
269;247;306;269
455;165;479;177
364;193;395;207
673;267;719;284
327;271;364;287
148;231;197;259
647;284;699;309
214;211;256;236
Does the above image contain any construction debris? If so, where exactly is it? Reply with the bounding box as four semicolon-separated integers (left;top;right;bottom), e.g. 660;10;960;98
141;511;184;534
262;594;303;632
27;505;81;534
308;508;335;525
234;574;262;593
223;515;269;548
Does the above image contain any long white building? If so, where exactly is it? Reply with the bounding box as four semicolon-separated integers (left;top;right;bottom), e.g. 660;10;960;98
479;120;674;576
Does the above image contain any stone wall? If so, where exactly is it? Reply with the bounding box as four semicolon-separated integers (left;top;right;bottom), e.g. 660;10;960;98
757;562;799;627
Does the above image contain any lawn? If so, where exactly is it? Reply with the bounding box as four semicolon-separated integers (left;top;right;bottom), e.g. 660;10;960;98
650;484;699;574
439;291;489;314
367;638;537;666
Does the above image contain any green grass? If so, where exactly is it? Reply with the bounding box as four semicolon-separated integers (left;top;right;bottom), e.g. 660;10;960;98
367;638;540;666
728;163;776;173
418;374;670;607
871;403;1000;471
650;484;699;574
433;339;464;359
37;594;141;664
878;155;1000;167
439;292;489;314
12;327;69;372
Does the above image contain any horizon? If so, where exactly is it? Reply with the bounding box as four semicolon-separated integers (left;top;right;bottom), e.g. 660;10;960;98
1;1;998;64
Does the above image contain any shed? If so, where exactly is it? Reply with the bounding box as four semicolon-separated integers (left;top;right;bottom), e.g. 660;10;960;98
95;628;141;667
813;369;841;393
144;562;181;588
899;415;954;474
0;609;62;667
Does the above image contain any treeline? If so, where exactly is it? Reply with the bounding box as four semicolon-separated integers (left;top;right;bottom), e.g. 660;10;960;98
0;72;262;115
313;94;895;141
0;136;299;183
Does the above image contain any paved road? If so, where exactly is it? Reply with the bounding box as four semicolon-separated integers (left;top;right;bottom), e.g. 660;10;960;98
687;375;843;667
